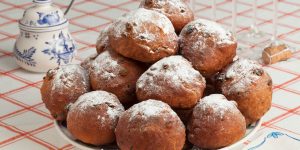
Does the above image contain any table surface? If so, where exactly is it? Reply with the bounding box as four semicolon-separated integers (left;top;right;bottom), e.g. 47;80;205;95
0;0;300;149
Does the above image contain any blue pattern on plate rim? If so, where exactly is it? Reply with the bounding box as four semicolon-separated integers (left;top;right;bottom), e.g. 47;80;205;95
37;11;60;26
42;31;75;65
248;131;300;150
14;46;37;67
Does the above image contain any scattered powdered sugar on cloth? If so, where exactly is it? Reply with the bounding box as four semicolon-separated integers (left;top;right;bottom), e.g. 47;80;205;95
224;59;262;93
196;94;237;119
137;55;204;95
91;51;121;80
73;91;124;123
127;100;177;121
51;64;88;90
112;8;174;41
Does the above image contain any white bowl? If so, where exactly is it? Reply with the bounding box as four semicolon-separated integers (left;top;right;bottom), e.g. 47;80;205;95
54;119;262;150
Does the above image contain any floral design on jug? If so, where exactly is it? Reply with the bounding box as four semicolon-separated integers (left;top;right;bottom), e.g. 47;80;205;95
42;31;75;65
37;11;60;26
14;46;37;67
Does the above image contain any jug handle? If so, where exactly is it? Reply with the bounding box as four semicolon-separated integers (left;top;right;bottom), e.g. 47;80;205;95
64;0;75;15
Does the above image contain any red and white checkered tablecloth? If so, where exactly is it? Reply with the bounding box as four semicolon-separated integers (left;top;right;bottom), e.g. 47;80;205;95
0;0;299;149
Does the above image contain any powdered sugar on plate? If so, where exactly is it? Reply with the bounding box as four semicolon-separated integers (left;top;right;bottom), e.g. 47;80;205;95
111;8;175;41
195;94;237;119
137;55;205;95
127;100;177;121
72;91;124;122
223;59;263;93
50;64;89;91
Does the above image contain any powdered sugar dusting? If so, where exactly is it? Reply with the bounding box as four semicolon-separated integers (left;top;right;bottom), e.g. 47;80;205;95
50;64;88;90
187;19;234;45
96;25;110;49
157;0;186;10
141;0;187;15
224;59;262;93
128;100;177;121
137;55;205;95
138;32;156;42
91;51;121;80
196;94;237;119
97;115;106;125
73;91;124;122
112;8;175;41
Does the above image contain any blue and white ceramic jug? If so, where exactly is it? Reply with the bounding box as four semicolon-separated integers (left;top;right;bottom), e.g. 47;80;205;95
14;0;76;72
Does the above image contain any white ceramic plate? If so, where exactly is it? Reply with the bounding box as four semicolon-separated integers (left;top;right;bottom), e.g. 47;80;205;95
54;118;262;150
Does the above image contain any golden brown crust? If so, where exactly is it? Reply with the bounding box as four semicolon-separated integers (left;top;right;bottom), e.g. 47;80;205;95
140;0;194;33
40;64;90;121
179;19;236;78
88;49;145;104
115;100;186;150
136;56;206;109
67;91;124;145
187;94;246;149
108;8;178;63
216;59;273;125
